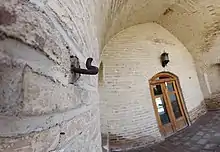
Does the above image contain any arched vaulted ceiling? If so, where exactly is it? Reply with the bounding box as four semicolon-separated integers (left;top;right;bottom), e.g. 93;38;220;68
96;0;220;60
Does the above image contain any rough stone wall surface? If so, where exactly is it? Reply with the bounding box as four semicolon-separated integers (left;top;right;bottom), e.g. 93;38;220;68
100;23;204;149
0;0;102;151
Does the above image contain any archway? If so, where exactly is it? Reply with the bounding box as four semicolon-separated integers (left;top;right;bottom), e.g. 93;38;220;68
100;22;205;150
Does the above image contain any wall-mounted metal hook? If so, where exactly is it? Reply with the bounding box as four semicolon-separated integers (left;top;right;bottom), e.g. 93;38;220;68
70;56;99;75
70;56;99;84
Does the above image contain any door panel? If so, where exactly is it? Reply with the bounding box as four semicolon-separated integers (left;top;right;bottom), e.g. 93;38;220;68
172;81;188;130
165;81;188;132
167;92;187;131
168;93;182;119
162;123;175;136
175;117;187;131
152;84;175;137
154;96;175;137
155;97;170;125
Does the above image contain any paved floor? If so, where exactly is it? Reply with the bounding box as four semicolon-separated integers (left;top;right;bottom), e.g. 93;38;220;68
130;111;220;152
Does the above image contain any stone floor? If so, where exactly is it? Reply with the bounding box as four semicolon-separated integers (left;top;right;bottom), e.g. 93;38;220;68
129;111;220;152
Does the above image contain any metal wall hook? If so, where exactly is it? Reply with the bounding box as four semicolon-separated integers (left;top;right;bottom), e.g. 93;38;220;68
69;56;99;84
70;56;99;75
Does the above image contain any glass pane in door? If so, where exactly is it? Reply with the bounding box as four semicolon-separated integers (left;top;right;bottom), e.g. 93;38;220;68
166;82;174;92
153;85;163;95
169;93;182;119
155;97;170;125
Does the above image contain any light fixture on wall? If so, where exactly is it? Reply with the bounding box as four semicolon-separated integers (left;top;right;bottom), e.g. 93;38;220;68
160;51;169;67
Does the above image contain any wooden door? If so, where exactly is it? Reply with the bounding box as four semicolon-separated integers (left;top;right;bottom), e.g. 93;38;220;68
150;73;188;137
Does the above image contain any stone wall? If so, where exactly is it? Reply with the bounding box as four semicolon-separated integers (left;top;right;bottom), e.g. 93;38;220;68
99;23;205;150
0;0;102;151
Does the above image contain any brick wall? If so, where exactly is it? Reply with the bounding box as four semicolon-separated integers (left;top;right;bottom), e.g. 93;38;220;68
99;23;205;149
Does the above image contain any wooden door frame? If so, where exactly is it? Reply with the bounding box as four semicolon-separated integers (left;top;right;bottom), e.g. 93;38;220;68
149;72;190;136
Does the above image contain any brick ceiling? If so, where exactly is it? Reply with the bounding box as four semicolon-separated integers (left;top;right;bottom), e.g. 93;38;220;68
98;0;220;58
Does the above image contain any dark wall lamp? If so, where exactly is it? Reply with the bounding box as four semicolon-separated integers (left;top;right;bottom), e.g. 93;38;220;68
160;52;169;67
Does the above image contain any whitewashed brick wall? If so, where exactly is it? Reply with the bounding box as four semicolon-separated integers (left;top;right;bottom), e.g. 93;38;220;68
100;23;204;144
